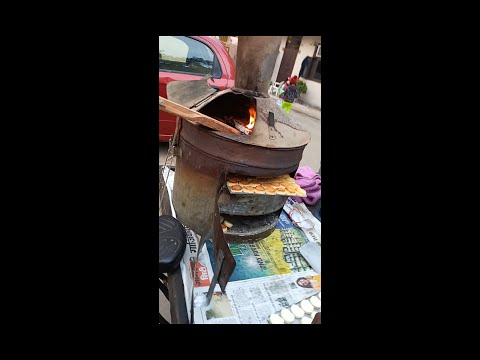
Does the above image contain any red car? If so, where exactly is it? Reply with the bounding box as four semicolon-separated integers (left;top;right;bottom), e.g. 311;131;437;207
159;36;236;141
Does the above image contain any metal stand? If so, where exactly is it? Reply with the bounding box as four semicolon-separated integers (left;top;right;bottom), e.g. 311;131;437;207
206;249;225;304
160;115;181;206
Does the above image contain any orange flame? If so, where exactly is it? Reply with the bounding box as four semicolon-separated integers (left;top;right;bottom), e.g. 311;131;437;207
246;107;256;130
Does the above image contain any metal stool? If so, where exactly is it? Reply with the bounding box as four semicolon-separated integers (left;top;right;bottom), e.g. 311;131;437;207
159;215;188;324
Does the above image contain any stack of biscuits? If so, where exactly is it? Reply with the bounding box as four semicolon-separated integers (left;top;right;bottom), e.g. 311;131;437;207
226;174;307;197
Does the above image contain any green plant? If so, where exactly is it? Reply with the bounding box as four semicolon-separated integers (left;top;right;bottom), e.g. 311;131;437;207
297;80;308;98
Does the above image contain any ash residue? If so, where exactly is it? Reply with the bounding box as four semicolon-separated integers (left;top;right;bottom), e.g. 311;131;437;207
255;97;307;132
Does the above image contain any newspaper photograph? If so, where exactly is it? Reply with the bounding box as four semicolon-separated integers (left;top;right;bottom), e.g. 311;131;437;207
206;214;313;281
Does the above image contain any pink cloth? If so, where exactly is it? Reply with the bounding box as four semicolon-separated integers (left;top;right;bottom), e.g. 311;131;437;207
293;166;321;205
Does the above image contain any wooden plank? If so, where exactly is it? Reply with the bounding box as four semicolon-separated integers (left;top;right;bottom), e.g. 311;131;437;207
159;96;240;135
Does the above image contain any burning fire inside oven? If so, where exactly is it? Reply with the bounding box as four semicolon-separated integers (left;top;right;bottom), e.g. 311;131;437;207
232;106;256;135
247;107;256;130
199;93;257;136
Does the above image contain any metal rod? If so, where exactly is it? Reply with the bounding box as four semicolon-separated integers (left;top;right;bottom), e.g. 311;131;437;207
206;249;225;305
159;279;169;300
160;116;181;206
198;229;212;258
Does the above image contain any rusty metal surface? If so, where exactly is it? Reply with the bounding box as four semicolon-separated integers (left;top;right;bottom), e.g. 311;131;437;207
170;81;309;240
166;76;217;109
218;187;287;216
191;90;311;148
212;171;236;293
172;154;220;235
172;120;303;234
164;78;310;148
173;143;296;235
231;88;269;98
167;266;189;324
222;211;280;243
178;120;304;175
206;248;225;305
235;36;282;94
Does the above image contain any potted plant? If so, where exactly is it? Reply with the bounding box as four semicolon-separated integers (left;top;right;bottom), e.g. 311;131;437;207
297;79;308;100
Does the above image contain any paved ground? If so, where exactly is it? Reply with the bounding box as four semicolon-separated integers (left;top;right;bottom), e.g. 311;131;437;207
159;108;320;171
295;110;321;171
289;99;321;120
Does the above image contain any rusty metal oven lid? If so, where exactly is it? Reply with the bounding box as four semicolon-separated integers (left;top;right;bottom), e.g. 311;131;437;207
166;78;311;149
166;76;218;109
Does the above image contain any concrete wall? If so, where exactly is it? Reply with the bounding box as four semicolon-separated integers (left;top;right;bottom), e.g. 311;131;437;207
291;36;320;76
293;36;320;108
228;36;238;64
301;80;321;109
270;36;321;109
271;36;288;83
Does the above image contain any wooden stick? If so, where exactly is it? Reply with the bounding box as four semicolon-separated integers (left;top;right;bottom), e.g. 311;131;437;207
159;96;240;135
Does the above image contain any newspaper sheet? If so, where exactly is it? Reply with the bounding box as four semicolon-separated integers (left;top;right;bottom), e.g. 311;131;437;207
161;168;321;324
193;270;320;324
205;211;314;282
283;197;321;245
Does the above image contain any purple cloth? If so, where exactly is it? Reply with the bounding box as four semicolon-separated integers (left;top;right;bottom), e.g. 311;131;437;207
293;166;321;205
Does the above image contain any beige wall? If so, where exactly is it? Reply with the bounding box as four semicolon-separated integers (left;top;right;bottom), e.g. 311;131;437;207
301;80;321;109
293;36;321;108
271;36;288;83
292;36;320;76
228;36;238;64
270;36;321;108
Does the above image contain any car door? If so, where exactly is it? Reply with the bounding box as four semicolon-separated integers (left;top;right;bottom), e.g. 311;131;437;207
159;36;229;141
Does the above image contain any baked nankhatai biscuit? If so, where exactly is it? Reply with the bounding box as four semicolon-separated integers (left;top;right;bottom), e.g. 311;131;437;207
254;185;266;194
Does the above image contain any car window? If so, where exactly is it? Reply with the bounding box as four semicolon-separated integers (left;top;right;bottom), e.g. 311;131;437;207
213;55;222;78
159;36;220;78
